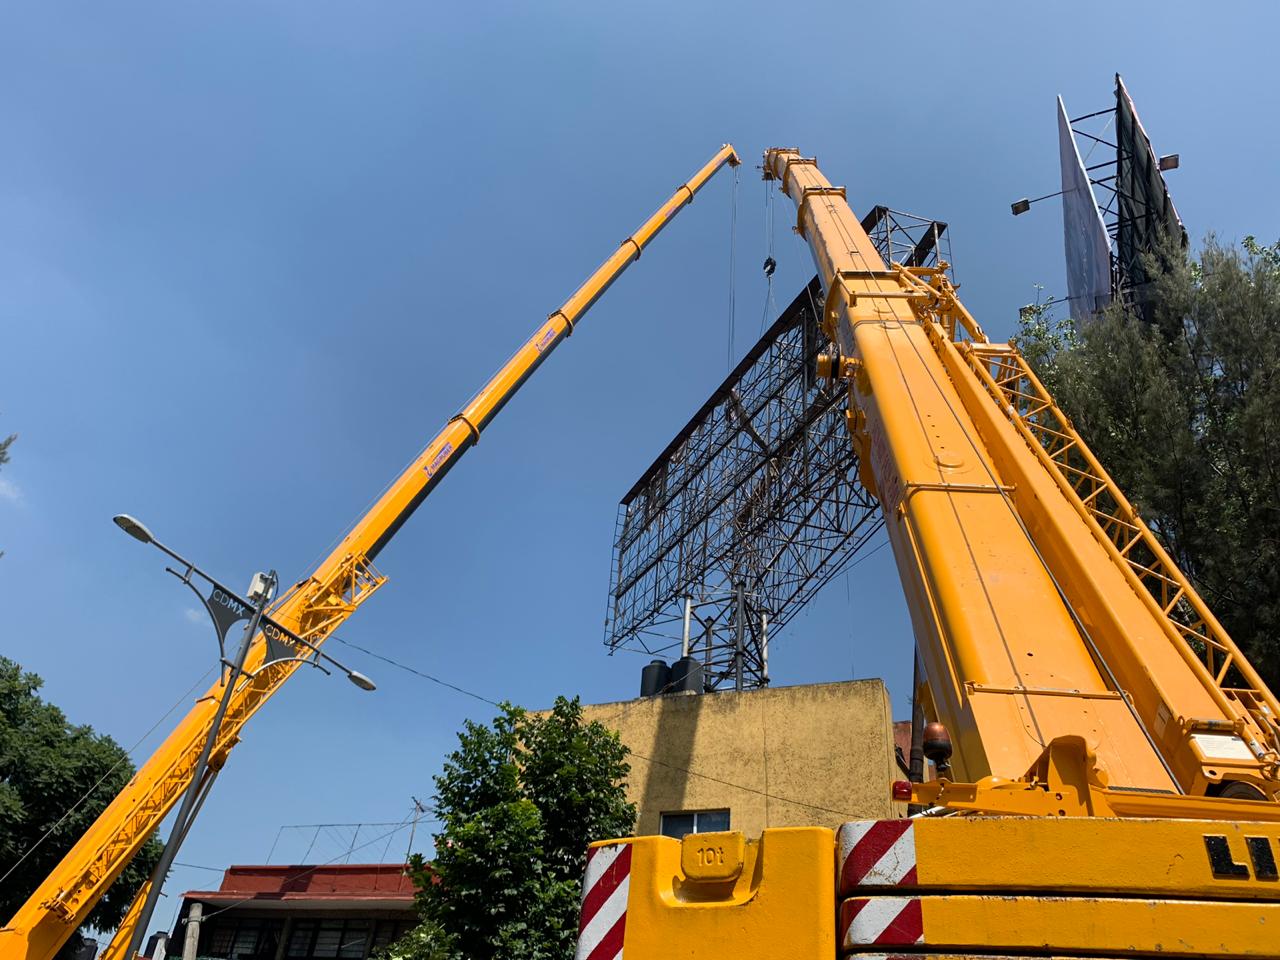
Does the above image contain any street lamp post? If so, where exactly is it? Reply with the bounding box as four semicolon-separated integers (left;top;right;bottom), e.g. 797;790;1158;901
111;515;375;960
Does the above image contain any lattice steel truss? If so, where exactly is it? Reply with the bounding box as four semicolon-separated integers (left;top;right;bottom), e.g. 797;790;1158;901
602;280;870;689
861;206;952;270
604;210;951;691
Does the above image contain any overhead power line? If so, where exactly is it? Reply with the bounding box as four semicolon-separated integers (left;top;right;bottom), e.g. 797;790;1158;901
332;638;883;824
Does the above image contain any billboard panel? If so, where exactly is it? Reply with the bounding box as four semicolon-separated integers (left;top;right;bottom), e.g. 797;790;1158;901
1115;74;1187;317
1057;96;1112;324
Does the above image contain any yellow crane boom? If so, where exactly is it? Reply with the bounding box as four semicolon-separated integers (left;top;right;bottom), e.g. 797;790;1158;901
761;145;1280;802
0;143;740;960
573;146;1280;960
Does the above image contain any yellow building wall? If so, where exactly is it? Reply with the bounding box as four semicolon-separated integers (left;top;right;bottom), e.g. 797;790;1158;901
577;679;898;838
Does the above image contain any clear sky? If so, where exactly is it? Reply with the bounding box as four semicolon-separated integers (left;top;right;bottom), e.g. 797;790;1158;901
3;1;1279;947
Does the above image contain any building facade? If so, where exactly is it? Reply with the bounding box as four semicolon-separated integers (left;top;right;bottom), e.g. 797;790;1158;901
163;864;416;960
577;678;900;839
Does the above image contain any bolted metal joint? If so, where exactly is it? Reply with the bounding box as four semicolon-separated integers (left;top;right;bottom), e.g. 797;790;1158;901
815;352;861;381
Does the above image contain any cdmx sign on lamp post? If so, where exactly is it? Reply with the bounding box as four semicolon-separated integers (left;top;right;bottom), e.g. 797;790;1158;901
110;514;375;960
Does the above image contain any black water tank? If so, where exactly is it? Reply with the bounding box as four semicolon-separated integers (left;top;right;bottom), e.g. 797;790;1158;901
640;659;670;697
669;656;704;693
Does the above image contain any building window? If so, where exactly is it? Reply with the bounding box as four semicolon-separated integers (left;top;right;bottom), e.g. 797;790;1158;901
199;918;283;959
660;809;730;838
337;920;370;959
281;917;394;960
370;919;413;953
311;920;345;958
370;921;400;952
288;920;317;958
207;923;235;957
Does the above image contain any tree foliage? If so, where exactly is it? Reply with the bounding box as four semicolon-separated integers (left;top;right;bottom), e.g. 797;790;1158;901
0;657;163;933
1016;236;1280;687
394;697;635;960
375;918;454;960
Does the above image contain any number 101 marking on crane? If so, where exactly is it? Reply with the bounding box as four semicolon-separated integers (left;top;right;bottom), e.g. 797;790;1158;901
695;844;725;868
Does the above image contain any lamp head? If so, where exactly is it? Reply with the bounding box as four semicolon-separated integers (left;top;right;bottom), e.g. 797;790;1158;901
347;670;377;692
113;514;155;545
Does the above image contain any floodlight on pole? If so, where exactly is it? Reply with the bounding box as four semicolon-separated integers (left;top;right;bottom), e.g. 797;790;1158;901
1010;188;1068;217
1158;153;1180;171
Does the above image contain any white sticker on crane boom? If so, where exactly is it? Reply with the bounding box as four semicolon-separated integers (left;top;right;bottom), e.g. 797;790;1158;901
1190;732;1254;760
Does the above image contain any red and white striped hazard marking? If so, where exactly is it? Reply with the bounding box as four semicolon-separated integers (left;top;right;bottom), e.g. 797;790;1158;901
575;842;632;960
839;896;924;947
838;820;917;894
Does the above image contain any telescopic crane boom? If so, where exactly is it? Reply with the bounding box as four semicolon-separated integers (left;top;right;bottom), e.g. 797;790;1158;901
759;146;1280;804
757;146;1280;808
572;146;1280;960
1;143;740;960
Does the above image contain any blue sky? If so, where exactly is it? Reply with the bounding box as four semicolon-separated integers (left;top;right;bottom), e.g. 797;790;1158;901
3;1;1279;945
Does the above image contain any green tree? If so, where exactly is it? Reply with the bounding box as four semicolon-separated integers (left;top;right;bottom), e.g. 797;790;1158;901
0;657;163;936
398;697;635;960
1016;236;1280;687
1014;284;1074;383
375;919;454;960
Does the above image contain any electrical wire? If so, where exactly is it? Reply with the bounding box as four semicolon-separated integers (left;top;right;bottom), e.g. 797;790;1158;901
194;814;424;925
267;818;442;866
328;637;894;825
301;825;320;863
0;665;217;888
623;750;864;821
159;804;437;947
727;165;740;372
761;179;779;333
1080;111;1116;167
332;637;499;706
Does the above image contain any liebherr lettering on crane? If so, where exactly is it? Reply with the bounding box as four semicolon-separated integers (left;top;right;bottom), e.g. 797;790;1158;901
1205;834;1280;880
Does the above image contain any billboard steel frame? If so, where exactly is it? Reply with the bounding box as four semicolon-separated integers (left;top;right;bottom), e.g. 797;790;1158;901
604;211;949;691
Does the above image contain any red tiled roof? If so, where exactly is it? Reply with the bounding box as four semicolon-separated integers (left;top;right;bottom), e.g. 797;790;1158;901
182;864;415;905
